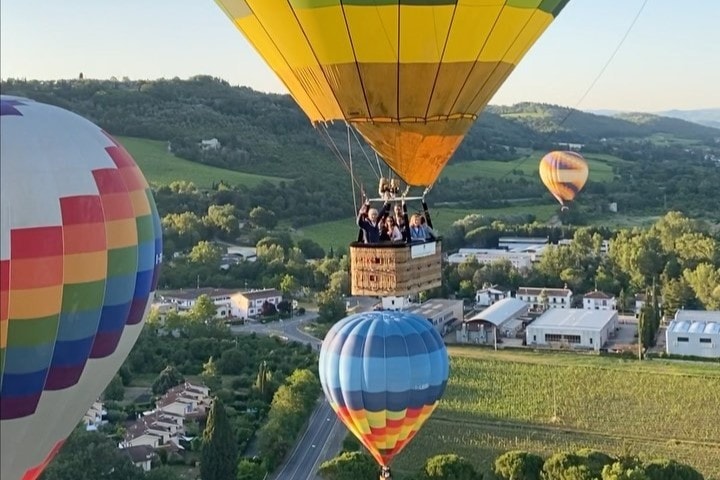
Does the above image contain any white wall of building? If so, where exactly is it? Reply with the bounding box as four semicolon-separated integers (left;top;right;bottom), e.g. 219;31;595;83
666;318;720;358
526;310;617;351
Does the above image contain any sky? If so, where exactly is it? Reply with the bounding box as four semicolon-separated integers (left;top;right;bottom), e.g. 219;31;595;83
1;0;718;113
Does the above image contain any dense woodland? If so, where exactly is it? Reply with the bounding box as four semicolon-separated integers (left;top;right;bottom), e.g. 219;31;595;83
3;77;720;224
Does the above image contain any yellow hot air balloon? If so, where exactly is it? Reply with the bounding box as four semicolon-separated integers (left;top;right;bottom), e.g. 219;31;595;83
538;150;589;210
215;0;571;187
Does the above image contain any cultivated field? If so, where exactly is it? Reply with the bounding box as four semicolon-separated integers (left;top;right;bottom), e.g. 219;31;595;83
295;204;559;251
392;348;720;478
116;136;286;188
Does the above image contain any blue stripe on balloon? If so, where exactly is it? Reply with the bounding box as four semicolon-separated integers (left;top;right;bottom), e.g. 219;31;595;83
56;308;103;341
0;369;48;396
324;350;448;393
327;383;447;411
136;241;156;271
132;269;153;300
47;336;95;366
2;343;55;374
96;301;132;333
102;273;137;305
319;310;450;415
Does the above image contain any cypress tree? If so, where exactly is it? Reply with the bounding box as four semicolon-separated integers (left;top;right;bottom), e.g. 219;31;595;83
200;397;238;480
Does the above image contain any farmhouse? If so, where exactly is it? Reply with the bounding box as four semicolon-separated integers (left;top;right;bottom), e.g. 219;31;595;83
666;310;720;358
230;288;282;319
405;299;464;336
526;309;618;351
475;285;512;307
458;298;529;344
517;286;572;310
158;287;238;318
583;290;616;310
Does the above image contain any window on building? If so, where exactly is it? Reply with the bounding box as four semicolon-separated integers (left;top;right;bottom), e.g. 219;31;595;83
602;300;607;306
699;338;712;344
533;335;536;342
589;338;593;344
545;334;562;342
563;335;581;344
677;337;689;342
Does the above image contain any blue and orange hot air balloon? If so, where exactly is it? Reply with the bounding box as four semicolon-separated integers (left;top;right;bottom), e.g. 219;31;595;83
539;150;589;210
0;95;162;480
319;311;449;475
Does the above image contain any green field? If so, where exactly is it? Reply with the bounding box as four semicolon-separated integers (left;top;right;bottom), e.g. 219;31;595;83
294;204;559;251
393;348;720;478
440;152;625;184
116;136;286;188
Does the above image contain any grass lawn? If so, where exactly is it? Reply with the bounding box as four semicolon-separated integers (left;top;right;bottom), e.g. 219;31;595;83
294;204;559;252
115;136;287;188
391;348;720;478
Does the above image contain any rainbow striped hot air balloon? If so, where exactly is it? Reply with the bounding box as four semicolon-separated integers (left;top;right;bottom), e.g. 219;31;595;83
539;150;589;210
0;95;162;480
319;311;449;471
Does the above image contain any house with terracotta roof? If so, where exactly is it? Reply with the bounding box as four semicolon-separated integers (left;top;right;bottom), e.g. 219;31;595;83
583;290;616;310
230;288;282;319
156;382;212;418
120;445;157;472
516;286;572;310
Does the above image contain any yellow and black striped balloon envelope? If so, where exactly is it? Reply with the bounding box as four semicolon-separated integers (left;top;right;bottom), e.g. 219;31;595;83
215;0;571;187
539;150;588;209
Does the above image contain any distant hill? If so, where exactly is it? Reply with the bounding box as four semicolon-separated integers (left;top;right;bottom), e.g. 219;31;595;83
657;108;720;129
3;77;720;224
589;108;720;130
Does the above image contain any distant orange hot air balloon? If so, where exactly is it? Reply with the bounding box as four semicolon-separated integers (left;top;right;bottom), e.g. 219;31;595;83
539;150;589;210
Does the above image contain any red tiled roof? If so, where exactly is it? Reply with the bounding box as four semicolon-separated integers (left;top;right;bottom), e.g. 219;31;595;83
584;290;614;299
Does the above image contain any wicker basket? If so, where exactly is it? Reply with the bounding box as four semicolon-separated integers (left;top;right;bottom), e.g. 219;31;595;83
350;240;443;297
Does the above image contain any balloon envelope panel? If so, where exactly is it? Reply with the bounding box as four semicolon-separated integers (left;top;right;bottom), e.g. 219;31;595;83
539;150;589;205
215;0;571;186
0;95;162;480
319;310;449;467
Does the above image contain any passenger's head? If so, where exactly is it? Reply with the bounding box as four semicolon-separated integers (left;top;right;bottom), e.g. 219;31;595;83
394;205;403;217
410;214;422;227
385;217;396;228
368;208;379;222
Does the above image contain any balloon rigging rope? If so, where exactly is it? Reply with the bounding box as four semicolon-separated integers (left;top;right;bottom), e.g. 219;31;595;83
349;124;382;180
497;0;650;181
347;125;358;211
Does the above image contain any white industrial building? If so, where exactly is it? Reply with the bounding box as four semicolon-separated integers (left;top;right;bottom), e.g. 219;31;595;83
526;309;618;351
405;299;464;336
665;310;720;358
457;298;529;344
447;248;534;269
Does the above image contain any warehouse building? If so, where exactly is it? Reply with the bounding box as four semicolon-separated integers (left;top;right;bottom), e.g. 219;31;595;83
526;309;618;351
665;310;720;358
457;298;529;344
405;299;464;337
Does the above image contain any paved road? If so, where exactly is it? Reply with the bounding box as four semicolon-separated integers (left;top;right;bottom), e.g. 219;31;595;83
230;312;345;479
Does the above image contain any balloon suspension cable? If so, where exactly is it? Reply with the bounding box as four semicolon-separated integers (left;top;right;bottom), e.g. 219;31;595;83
347;125;358;212
498;0;649;182
349;123;381;180
316;124;365;213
